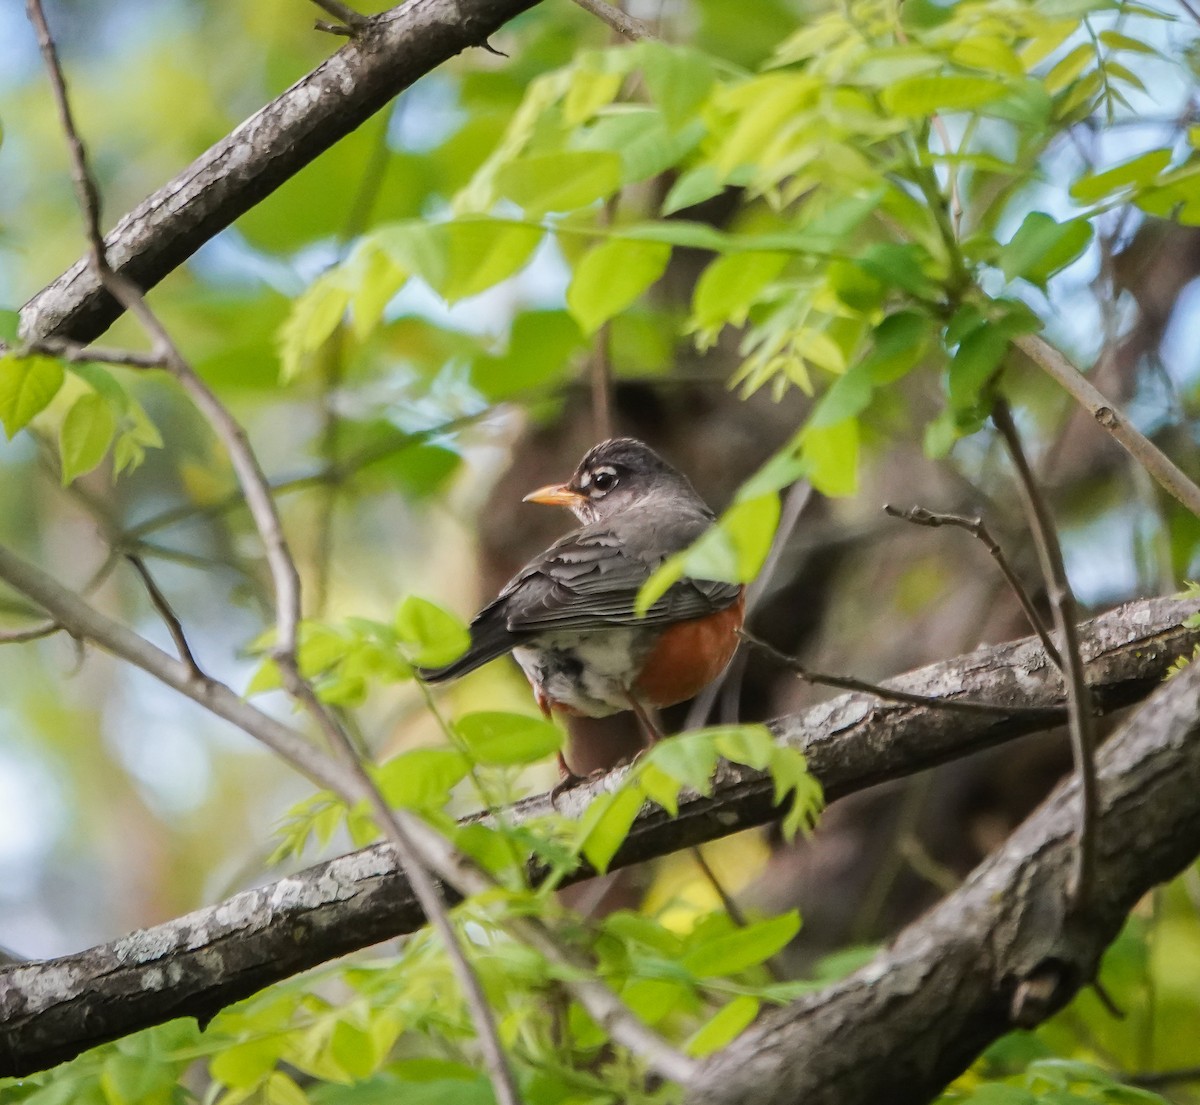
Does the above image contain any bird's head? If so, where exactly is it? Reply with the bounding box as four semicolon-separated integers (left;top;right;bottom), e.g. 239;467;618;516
522;437;701;524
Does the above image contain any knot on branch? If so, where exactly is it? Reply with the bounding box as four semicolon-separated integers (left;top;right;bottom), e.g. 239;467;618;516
1009;957;1079;1028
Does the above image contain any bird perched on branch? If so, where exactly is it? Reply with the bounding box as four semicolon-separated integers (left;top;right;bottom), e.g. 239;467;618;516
419;438;745;779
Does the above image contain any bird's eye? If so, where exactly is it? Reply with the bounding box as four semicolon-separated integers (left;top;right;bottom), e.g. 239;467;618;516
591;467;618;493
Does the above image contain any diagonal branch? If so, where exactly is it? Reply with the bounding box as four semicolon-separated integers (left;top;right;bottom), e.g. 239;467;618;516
20;0;545;346
688;657;1200;1105
0;595;1193;1078
1016;333;1200;518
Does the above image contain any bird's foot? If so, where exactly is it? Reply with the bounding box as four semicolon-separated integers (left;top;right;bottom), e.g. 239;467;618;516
549;766;610;809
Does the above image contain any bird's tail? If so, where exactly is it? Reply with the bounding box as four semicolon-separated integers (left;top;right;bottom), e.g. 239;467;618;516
416;610;515;683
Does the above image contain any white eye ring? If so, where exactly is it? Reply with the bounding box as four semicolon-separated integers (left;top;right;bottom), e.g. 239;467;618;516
591;466;619;493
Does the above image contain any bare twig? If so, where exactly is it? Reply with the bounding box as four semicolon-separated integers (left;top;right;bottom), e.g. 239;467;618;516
570;0;653;40
0;620;62;644
278;666;524;1105
1016;333;1200;519
309;0;369;28
691;846;749;928
737;629;1066;721
1;336;166;369
122;555;202;679
883;504;1063;669
992;398;1098;912
1128;1066;1200;1089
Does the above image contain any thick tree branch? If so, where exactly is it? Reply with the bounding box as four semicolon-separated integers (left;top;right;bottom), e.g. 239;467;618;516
19;0;543;345
688;649;1200;1105
0;596;1193;1077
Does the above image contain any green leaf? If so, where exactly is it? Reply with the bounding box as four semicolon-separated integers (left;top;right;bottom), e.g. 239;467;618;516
640;42;716;129
637;493;780;615
948;324;1009;411
395;596;470;668
377;748;469;810
645;732;719;794
809;312;929;428
881;74;1010;117
59;392;116;484
211;1037;280;1089
435;220;543;302
685;995;760;1056
264;1071;309;1105
495;151;622;215
566;237;671;335
0;308;20;344
999;212;1092;286
580;786;645;872
1071;148;1173;203
453;711;563;766
278;277;349;382
0;354;64;437
662;165;726;215
691;251;789;336
801;419;858;497
576;110;705;184
712;724;776;771
472;309;583;400
681;911;800;977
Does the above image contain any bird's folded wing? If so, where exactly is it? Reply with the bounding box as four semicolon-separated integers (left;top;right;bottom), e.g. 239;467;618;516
501;530;740;633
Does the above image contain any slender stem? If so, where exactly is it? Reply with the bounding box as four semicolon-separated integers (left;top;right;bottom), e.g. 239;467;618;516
0;620;62;644
1016;333;1200;519
123;554;203;679
309;0;368;28
992;399;1098;911
738;629;1066;721
883;504;1063;669
3;336;165;369
691;846;748;928
570;0;653;40
280;667;524;1105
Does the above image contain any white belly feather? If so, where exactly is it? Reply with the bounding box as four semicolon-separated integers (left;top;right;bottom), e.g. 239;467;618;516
512;629;646;717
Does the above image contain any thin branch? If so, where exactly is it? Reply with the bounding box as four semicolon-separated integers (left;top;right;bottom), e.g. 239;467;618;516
278;666;525;1105
570;0;653;40
2;336;166;369
692;846;749;928
1128;1066;1200;1089
309;0;369;29
883;504;1063;669
122;555;202;679
1016;333;1200;519
737;629;1066;721
0;620;62;644
992;398;1098;912
0;541;356;795
27;10;686;1090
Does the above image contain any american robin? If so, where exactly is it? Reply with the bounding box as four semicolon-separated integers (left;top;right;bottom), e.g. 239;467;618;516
419;438;745;776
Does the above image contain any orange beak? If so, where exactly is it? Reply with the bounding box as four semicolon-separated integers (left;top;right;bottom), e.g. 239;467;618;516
522;482;586;509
